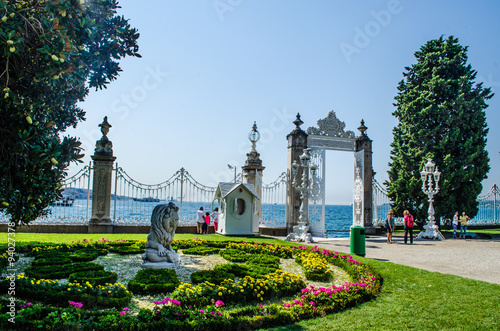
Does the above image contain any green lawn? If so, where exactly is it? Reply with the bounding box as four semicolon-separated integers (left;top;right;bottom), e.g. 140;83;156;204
0;233;298;247
3;233;500;330
267;257;500;330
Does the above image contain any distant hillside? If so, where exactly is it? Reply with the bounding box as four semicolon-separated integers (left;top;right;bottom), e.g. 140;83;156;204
61;187;132;200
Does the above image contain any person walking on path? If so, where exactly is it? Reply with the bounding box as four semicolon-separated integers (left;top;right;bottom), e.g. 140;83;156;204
386;209;395;243
452;211;459;239
403;210;414;244
459;211;469;238
196;207;205;234
212;207;219;232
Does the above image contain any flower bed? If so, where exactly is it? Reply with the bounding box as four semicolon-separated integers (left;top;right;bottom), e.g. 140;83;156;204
69;270;118;286
0;273;132;309
0;238;382;330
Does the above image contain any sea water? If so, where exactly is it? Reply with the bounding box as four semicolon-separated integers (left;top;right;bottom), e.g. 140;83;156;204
29;199;354;239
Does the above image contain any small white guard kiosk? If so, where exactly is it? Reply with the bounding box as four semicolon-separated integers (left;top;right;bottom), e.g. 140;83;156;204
213;182;259;235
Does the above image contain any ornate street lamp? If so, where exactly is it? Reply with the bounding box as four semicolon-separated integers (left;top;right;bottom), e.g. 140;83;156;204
286;149;319;243
248;121;260;151
417;158;445;240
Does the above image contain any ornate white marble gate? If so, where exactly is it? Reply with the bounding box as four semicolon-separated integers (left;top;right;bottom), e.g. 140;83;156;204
286;111;375;237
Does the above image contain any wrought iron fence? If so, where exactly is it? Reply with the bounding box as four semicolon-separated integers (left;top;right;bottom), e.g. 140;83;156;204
32;163;92;225
1;164;288;226
113;166;217;225
470;184;499;225
260;172;287;228
372;179;500;226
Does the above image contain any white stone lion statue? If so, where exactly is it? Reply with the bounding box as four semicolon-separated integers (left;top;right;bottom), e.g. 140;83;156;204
142;202;180;267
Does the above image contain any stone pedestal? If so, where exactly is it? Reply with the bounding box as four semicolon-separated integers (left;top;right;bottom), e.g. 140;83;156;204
417;221;445;240
242;162;264;234
141;249;180;269
88;155;116;233
88;117;115;234
355;120;375;235
285;221;312;243
286;114;308;234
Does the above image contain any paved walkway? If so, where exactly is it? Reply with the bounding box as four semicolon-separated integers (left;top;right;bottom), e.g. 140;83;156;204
281;235;500;285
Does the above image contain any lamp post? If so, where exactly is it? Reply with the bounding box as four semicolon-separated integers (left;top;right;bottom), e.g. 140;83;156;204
417;158;445;240
248;122;260;152
227;164;237;183
285;149;318;243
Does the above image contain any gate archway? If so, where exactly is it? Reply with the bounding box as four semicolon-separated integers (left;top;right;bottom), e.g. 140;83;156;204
286;111;374;237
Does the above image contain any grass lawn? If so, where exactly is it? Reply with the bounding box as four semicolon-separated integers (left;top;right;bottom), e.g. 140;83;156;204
3;233;500;330
0;233;298;246
268;257;500;330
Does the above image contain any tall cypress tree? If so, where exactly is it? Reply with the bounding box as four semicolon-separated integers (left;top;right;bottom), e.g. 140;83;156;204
386;36;492;223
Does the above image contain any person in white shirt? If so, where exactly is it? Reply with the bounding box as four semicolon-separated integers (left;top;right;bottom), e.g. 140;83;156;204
196;207;205;234
452;211;459;239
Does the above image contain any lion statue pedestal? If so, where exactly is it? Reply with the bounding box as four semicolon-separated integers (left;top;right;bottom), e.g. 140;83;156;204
141;202;180;269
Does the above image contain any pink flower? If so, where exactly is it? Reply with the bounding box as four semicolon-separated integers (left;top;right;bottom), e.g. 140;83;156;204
119;311;126;315
69;301;83;309
200;309;205;313
215;300;224;307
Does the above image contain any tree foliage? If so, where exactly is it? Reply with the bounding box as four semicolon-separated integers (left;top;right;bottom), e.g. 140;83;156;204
386;36;492;222
0;0;140;225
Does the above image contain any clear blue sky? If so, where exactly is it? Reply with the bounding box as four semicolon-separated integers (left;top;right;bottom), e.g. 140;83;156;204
67;0;500;205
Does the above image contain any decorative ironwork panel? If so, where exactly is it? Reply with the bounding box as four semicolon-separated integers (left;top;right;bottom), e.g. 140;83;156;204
308;147;326;237
353;151;364;226
308;135;356;152
306;110;356;138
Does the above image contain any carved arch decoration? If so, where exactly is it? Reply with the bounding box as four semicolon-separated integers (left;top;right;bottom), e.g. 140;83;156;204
306;110;355;138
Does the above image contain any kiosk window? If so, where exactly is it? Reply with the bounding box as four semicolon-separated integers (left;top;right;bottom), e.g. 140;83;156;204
236;198;245;215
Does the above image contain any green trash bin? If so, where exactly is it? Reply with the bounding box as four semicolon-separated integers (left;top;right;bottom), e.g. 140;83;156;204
350;226;366;257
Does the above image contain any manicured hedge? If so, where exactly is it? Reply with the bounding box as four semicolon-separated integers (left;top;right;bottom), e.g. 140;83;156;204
25;262;104;279
31;257;73;266
220;248;251;262
108;245;143;255
128;268;180;295
190;270;235;285
247;254;280;269
182;246;220;255
69;270;118;285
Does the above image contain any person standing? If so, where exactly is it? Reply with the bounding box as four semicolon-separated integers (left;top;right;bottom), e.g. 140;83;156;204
386;209;395;244
459;211;469;239
196;207;205;234
403;210;414;244
212;207;219;232
452;211;459;239
202;211;210;234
